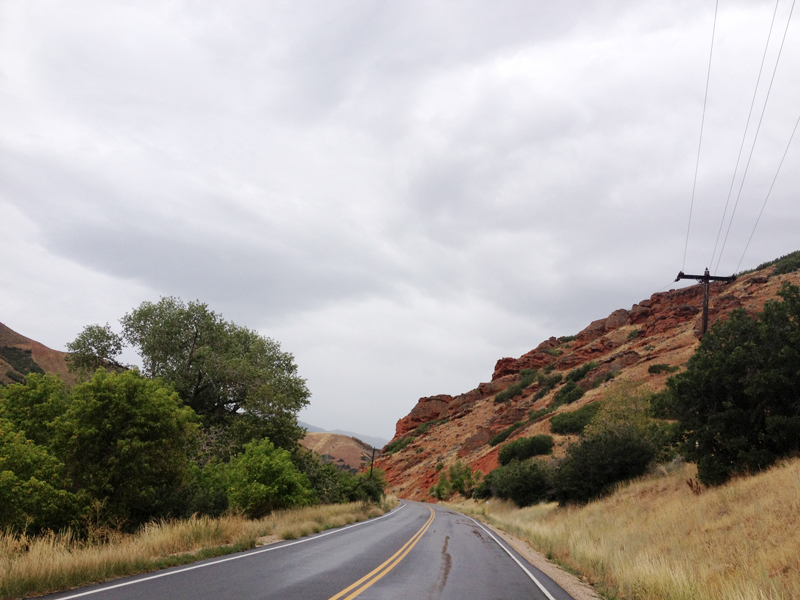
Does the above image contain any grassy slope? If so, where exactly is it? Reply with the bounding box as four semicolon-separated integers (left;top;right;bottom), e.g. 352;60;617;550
448;458;800;600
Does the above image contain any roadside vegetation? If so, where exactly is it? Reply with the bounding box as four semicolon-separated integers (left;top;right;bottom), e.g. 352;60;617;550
0;500;396;600
0;297;389;597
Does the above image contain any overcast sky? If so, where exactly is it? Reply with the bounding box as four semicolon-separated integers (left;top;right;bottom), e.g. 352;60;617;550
2;0;798;441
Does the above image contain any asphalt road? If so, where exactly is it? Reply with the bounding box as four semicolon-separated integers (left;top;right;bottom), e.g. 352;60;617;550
48;502;575;600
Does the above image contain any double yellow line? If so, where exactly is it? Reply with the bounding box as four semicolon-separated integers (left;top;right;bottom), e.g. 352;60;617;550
326;506;435;600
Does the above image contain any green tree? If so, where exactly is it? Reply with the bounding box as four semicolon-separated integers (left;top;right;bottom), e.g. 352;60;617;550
0;419;83;533
65;323;126;375
0;373;70;447
668;282;800;485
68;297;310;452
54;370;199;528
226;438;313;518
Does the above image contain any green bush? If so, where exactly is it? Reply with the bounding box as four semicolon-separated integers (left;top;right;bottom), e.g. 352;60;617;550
565;362;598;383
528;407;554;421
53;370;200;529
489;459;553;507
499;435;554;465
554;427;655;504
560;335;577;342
0;373;70;447
488;421;525;446
533;372;563;400
552;380;585;406
430;460;479;500
550;403;601;435
628;329;641;340
494;369;538;404
383;436;414;454
0;419;84;533
647;364;680;375
667;282;800;485
227;438;313;518
755;250;800;275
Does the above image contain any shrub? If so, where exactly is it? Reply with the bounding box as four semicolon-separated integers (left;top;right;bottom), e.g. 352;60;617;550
668;283;800;485
499;435;554;465
591;371;617;388
494;369;538;404
227;438;313;518
628;329;641;340
430;460;479;500
0;347;44;378
560;335;577;342
533;372;563;400
550;403;602;435
755;250;800;275
53;370;200;529
552;380;585;406
0;419;84;533
490;459;553;507
648;364;680;375
554;427;655;504
488;421;525;447
0;373;70;447
565;362;598;383
383;436;414;454
528;407;554;421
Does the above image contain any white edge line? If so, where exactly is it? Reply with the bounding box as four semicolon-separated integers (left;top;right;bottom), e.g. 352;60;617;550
54;503;407;600
464;514;559;600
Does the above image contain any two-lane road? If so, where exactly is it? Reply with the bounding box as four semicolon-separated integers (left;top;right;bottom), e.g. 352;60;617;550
49;502;575;600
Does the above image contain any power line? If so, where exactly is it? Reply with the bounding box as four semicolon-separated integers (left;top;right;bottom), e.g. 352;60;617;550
736;109;800;273
683;0;719;271
715;0;796;273
709;0;781;269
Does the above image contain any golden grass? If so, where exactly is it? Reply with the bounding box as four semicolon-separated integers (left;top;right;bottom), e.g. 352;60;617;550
448;459;800;600
0;498;398;600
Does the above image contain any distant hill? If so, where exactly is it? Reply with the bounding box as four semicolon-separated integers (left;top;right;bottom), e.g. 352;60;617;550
0;322;73;386
299;432;377;473
298;421;388;450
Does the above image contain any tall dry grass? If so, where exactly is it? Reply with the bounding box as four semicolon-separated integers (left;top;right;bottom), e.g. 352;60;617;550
449;459;800;600
0;499;397;600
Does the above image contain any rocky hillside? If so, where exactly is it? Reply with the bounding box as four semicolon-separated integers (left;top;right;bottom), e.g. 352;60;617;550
300;432;376;474
375;261;800;501
0;322;73;386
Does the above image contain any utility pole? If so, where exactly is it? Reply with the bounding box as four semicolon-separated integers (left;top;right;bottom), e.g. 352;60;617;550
674;268;736;334
368;448;376;479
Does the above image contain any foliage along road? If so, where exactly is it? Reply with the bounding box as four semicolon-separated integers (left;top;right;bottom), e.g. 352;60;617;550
47;502;575;600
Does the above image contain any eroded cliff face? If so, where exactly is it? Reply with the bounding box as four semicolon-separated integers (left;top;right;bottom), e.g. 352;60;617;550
375;267;799;501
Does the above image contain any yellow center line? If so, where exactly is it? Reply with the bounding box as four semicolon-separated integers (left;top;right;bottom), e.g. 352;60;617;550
326;506;435;600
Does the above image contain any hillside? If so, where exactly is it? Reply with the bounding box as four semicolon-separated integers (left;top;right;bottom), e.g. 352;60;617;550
0;322;73;386
300;432;375;473
375;261;800;500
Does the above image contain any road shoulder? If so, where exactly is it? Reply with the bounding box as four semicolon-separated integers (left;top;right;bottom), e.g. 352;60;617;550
480;521;600;600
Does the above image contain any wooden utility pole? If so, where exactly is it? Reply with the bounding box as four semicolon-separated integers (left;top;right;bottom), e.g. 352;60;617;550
368;448;376;479
675;268;736;334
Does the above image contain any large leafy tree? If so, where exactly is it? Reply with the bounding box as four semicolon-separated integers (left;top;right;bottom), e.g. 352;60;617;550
68;297;310;450
668;282;800;485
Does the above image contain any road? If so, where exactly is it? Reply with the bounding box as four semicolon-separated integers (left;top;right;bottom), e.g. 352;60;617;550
48;502;576;600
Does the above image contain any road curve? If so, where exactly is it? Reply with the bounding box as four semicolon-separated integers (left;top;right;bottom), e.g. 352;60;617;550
47;502;575;600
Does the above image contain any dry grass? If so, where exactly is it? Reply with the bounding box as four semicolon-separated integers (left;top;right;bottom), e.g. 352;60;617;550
448;459;800;600
0;498;398;600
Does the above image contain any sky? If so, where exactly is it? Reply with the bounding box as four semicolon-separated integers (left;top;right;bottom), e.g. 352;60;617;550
1;0;799;442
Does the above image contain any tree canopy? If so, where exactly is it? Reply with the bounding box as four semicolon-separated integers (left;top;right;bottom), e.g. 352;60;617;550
668;282;800;485
68;297;310;451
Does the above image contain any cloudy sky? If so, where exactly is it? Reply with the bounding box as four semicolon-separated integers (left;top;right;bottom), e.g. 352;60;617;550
2;0;798;441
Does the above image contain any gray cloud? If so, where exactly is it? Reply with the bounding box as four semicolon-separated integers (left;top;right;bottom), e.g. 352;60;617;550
1;0;798;438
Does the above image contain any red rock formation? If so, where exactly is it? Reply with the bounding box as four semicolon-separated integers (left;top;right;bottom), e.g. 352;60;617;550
374;267;800;502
